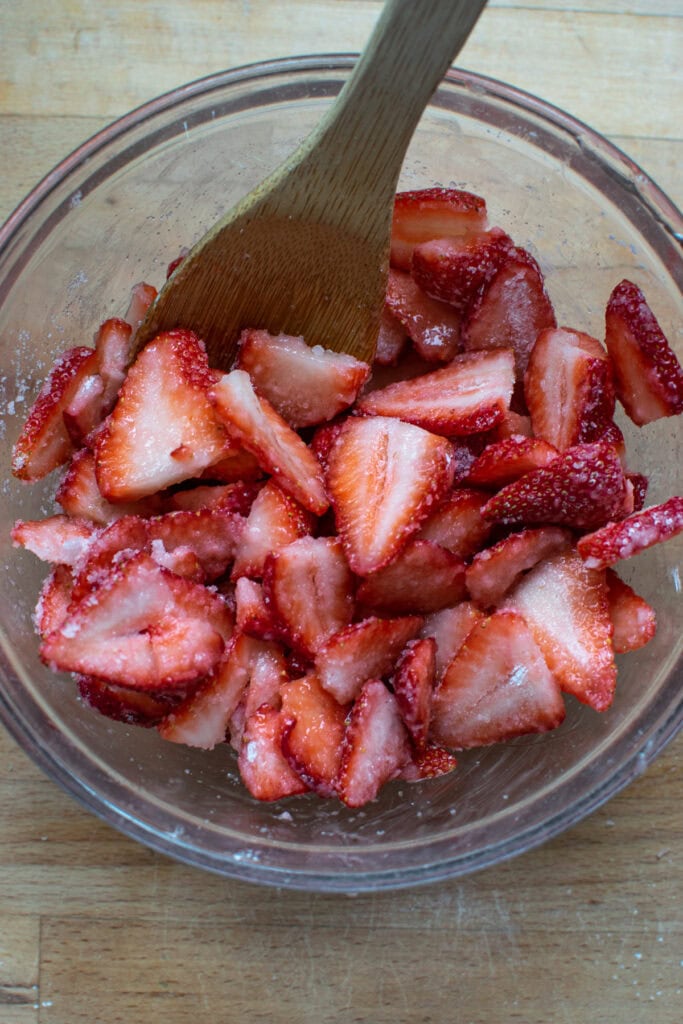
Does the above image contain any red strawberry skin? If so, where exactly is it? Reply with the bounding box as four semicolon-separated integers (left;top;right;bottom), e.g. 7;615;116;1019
411;228;513;311
605;279;683;425
577;497;683;570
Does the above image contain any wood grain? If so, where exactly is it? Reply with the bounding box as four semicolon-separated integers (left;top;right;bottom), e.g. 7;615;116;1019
0;2;681;1022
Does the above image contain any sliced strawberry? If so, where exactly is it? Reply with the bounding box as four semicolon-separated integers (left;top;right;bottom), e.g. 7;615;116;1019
309;418;348;473
236;329;370;428
502;548;616;711
70;516;150;602
400;742;458;782
79;676;182;728
235;577;281;640
391;637;436;749
211;369;328;515
356;539;466;615
605;569;657;654
326;415;455;575
63;372;106;446
280;674;348;796
147;507;245;582
124;282;157;340
41;552;232;691
93;317;134;411
34;565;74;638
12;515;97;567
385;268;462;363
598;420;626;465
168;481;261;515
166;249;188;278
605;279;683;425
491;409;533;441
462;246;556;380
237;704;309;801
419;602;485;681
465;435;560;489
390;188;488;271
263;536;354;657
95;330;228;501
375;309;408;366
577;497;683;570
199;445;264;484
12;346;99;481
231;479;314;580
431;610;565;749
315;615;423;704
337;679;411;807
525;327;616;450
355;349;515;436
465;527;573;609
482;441;628;530
418;487;493;559
627;473;649;513
240;638;289;723
56;449;163;525
411;228;513;311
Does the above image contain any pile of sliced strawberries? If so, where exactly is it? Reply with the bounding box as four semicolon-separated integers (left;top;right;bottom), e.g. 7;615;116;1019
10;187;683;807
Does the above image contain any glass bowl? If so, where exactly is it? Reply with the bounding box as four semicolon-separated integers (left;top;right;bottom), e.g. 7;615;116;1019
0;57;681;893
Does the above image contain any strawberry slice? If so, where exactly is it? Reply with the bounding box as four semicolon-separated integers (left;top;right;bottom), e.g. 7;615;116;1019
12;346;100;481
41;552;232;691
375;309;408;366
235;577;280;640
34;565;74;638
211;369;328;515
627;473;649;513
384;268;462;363
419;487;493;559
525;327;616;450
315;615;423;704
465;526;573;608
356;539;467;615
56;449;163;525
238;704;309;801
280;674;348;796
400;742;458;781
391;637;436;749
63;372;106;446
605;279;683;425
482;441;628;530
168;481;261;515
491;409;533;441
502;548;616;711
263;536;355;657
431;610;565;749
235;329;370;428
240;638;289;724
95;329;228;501
94;317;135;411
123;282;157;340
199;446;264;483
326;415;455;575
577;497;683;570
411;228;513;311
390;188;488;271
419;602;485;681
355;349;515;436
79;676;182;728
462;246;556;379
605;569;657;654
465;435;560;489
147;507;245;582
337;679;411;807
231;480;314;580
12;515;97;566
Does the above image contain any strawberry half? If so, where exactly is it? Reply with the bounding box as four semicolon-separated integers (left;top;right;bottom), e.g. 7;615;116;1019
384;268;462;363
465;526;573;608
605;570;657;654
465;435;560;489
211;369;328;515
262;536;355;657
12;346;99;481
391;637;436;750
235;328;370;428
337;679;411;807
355;349;515;436
482;441;628;530
524;327;616;450
326;415;455;575
431;610;566;749
280;674;348;797
238;704;309;801
356;539;467;615
577;497;683;570
462;246;556;380
41;552;232;691
315;615;423;704
231;479;314;580
390;188;488;272
411;228;513;311
95;329;228;501
502;548;616;711
419;602;485;681
418;487;493;559
605;279;683;425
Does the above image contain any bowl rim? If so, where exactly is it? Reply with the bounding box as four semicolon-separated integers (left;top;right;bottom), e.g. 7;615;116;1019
0;56;681;892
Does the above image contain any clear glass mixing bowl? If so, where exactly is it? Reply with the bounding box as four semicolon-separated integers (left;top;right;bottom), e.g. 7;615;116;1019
0;57;680;892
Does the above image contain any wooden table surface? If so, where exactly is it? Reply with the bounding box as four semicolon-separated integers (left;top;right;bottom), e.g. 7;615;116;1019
1;2;681;1022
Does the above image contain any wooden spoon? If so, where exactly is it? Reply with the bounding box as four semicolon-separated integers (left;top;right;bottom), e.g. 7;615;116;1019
134;0;488;368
